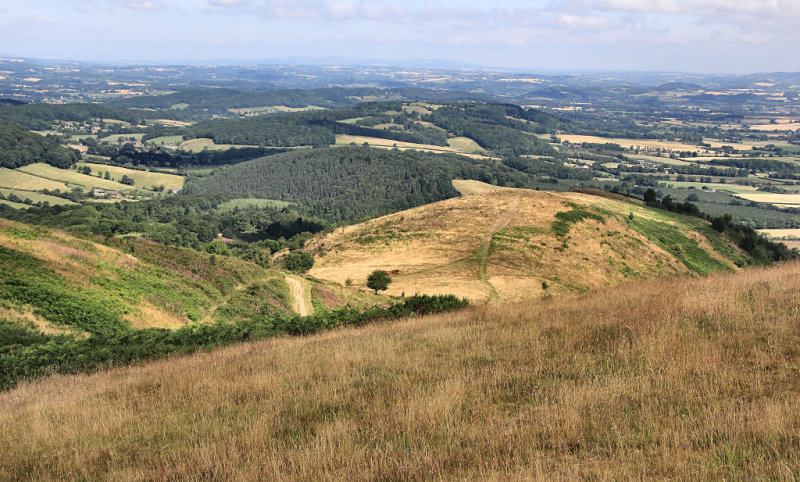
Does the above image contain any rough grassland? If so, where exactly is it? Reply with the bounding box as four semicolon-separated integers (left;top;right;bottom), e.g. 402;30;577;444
308;186;743;302
1;262;799;479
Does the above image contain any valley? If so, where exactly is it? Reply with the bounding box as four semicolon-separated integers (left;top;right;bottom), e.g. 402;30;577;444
1;57;800;479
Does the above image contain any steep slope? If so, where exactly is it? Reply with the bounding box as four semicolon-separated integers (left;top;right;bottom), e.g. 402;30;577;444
2;260;799;479
0;219;293;334
307;184;748;302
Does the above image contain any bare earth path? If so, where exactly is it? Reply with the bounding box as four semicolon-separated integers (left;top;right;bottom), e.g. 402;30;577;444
478;193;522;302
285;275;310;316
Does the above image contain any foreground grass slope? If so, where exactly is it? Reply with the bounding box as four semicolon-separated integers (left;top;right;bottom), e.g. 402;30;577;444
308;184;748;302
2;261;799;479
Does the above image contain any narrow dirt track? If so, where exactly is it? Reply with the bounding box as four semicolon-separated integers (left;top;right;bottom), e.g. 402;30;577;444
285;276;310;316
478;192;522;301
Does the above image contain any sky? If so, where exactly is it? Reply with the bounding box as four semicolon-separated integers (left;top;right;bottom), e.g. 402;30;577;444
1;0;799;73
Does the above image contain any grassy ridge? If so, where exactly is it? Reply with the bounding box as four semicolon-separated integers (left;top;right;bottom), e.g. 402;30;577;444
1;261;798;478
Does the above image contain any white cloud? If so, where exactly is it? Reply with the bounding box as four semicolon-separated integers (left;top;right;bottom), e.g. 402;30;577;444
557;14;610;29
209;0;251;6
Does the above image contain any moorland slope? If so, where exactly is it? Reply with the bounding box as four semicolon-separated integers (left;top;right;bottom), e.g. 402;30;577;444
307;182;750;302
2;258;799;479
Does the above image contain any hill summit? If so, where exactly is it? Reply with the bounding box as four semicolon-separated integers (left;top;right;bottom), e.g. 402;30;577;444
307;182;747;302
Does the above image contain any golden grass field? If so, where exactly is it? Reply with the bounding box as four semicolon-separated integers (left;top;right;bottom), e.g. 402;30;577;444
17;163;136;192
334;134;493;159
758;228;800;240
76;162;184;190
735;192;800;206
557;134;750;152
2;261;799;479
308;184;738;303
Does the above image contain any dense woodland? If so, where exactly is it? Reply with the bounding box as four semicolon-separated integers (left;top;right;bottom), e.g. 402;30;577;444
182;146;542;222
0;118;82;168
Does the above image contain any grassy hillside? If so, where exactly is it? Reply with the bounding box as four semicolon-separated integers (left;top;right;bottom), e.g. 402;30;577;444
308;184;750;302
0;219;292;334
0;219;445;388
2;259;799;479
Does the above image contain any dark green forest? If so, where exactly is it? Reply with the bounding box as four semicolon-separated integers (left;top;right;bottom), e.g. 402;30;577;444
182;146;541;222
0;118;82;168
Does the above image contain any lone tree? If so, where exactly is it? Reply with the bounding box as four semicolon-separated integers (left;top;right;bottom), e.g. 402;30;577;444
366;270;391;294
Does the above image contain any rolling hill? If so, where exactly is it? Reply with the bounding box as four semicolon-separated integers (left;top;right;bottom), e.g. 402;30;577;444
2;254;798;479
0;218;393;387
307;182;750;302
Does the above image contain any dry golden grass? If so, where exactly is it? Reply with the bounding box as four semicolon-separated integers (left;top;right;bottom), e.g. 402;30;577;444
451;179;509;195
2;262;800;479
557;134;747;152
334;134;494;160
308;187;736;302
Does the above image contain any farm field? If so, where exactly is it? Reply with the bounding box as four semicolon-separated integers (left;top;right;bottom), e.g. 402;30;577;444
146;135;184;146
17;164;136;192
216;198;293;212
660;181;759;193
758;228;800;239
0;168;69;192
334;134;492;159
98;133;145;143
0;199;28;209
179;138;250;152
307;184;744;303
734;192;800;206
76;162;184;190
447;136;484;153
557;134;747;153
0;188;76;206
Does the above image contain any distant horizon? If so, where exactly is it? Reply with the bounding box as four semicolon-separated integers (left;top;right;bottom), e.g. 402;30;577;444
2;1;799;75
1;53;797;78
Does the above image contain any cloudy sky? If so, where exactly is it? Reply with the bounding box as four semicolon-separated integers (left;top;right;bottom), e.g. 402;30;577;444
1;0;798;72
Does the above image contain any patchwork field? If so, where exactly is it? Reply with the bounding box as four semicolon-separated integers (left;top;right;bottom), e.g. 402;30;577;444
17;164;136;192
179;138;250;152
335;134;492;159
0;188;76;206
76;162;184;190
146;135;185;146
0;168;69;192
735;192;800;206
307;183;744;302
447;136;484;153
758;228;800;240
216;198;293;212
557;134;747;153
